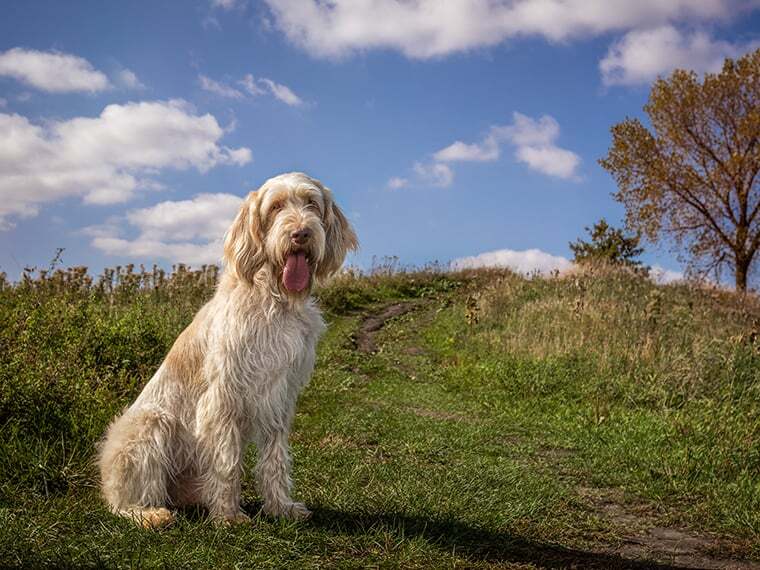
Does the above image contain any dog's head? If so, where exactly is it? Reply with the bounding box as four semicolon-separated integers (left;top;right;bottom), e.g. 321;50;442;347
223;172;358;295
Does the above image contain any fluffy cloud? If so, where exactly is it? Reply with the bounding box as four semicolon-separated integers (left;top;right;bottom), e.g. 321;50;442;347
386;176;409;190
125;193;242;242
0;100;251;229
0;47;111;93
93;237;225;266
393;112;579;188
199;74;245;99
498;113;558;147
450;248;686;283
89;193;243;265
433;136;500;162
258;78;303;106
412;161;454;187
451;248;573;275
200;73;304;106
499;113;580;179
600;26;760;85
116;69;146;90
387;162;453;189
239;74;265;96
513;144;581;179
262;0;741;59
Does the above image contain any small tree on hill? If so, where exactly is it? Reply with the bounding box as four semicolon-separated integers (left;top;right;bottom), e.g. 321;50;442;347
600;48;760;291
569;218;644;268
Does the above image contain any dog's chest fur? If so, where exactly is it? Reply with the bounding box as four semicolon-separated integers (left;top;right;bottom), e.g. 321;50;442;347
237;300;324;375
214;299;325;434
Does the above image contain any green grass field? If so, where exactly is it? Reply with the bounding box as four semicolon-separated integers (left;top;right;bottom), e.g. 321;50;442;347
1;263;758;568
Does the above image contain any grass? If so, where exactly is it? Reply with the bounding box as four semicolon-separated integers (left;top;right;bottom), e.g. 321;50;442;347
0;261;758;568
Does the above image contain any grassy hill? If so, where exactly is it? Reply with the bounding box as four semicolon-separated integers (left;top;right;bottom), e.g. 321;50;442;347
1;262;758;569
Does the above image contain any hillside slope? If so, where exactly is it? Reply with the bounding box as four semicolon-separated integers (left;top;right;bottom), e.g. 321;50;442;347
0;265;758;568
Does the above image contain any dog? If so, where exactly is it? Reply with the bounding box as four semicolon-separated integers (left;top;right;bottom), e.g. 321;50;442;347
98;172;358;528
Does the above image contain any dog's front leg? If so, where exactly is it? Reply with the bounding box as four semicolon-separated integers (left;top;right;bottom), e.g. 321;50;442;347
252;372;311;520
253;427;311;520
195;388;250;524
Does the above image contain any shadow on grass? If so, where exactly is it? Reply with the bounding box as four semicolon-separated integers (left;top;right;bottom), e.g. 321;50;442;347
306;506;692;570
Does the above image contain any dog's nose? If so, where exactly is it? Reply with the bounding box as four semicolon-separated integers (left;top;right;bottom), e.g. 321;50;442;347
290;228;312;245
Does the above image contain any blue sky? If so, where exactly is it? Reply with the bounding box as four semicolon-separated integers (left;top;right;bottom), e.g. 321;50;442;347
1;1;759;281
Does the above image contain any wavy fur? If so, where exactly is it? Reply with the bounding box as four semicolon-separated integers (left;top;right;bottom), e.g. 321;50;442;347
98;172;357;527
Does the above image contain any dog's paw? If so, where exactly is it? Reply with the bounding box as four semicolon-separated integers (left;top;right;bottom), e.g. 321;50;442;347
123;507;175;529
286;502;312;521
265;501;312;521
215;511;252;526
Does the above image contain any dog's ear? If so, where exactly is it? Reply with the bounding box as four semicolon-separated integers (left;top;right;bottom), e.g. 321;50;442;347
317;188;358;281
223;191;266;284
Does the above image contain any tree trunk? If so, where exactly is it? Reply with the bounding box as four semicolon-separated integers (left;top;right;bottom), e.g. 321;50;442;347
735;257;749;292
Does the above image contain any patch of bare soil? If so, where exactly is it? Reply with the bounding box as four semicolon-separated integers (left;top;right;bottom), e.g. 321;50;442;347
578;487;760;569
353;302;418;353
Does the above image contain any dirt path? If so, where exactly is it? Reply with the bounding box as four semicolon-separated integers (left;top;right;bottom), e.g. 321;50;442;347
351;300;760;570
578;486;759;569
353;301;418;353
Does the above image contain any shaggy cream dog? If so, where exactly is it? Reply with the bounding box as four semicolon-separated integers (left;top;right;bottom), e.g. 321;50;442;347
98;172;357;528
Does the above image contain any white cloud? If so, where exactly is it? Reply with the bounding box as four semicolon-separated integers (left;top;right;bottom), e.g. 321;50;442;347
496;113;558;147
211;0;246;10
0;100;251;229
239;73;265;96
451;248;573;275
499;113;580;179
203;73;304;106
451;250;684;283
0;47;110;93
514;145;581;179
262;0;742;59
116;69;146;90
127;193;242;242
386;162;453;189
199;74;244;99
650;264;684;284
386;176;409;190
394;112;579;187
93;237;226;266
258;78;303;106
413;161;454;188
433;136;499;162
90;193;243;265
600;26;760;85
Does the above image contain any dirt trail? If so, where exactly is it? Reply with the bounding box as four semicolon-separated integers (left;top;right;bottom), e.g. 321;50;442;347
579;487;759;569
351;300;760;570
353;301;418;353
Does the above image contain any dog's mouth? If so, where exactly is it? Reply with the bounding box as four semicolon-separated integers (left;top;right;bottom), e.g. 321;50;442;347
282;251;312;293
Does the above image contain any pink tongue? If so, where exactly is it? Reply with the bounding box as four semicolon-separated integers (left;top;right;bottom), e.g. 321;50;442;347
283;252;310;292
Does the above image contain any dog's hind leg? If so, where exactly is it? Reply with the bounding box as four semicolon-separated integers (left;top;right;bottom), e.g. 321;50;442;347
98;406;176;528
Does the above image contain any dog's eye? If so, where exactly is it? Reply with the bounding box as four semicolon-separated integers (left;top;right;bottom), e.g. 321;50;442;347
306;199;320;211
270;202;283;213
